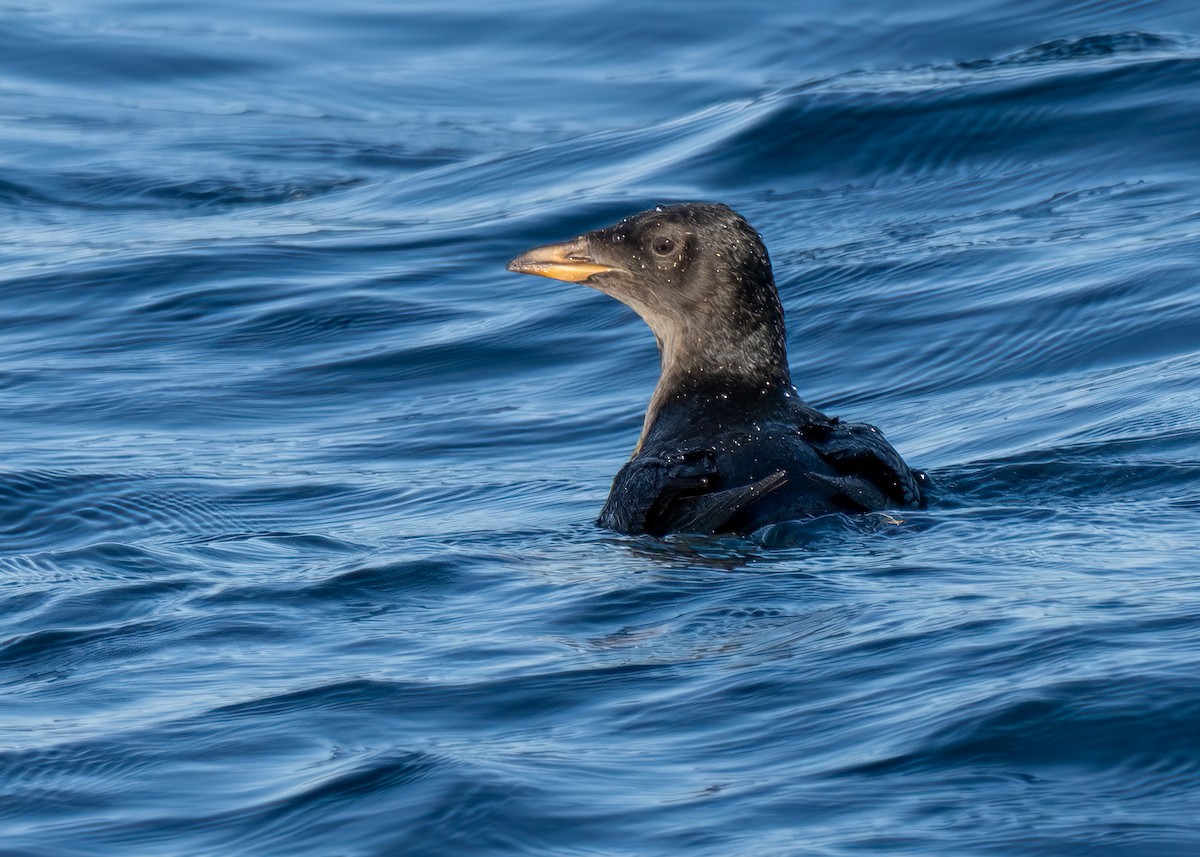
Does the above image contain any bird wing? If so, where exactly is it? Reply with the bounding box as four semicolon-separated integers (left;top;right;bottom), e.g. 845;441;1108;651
801;419;926;507
660;469;789;534
598;450;788;536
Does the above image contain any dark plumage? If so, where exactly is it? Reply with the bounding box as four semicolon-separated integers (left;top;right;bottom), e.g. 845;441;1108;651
507;202;928;536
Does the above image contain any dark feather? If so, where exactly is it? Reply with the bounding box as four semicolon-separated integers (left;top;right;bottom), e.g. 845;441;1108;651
802;419;926;507
658;469;789;534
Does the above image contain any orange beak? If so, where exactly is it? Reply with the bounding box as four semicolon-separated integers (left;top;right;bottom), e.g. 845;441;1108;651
507;236;618;283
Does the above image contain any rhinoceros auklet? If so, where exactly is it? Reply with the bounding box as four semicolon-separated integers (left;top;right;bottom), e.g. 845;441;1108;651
508;202;927;536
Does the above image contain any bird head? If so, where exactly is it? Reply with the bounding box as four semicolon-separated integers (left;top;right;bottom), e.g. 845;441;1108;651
508;202;789;385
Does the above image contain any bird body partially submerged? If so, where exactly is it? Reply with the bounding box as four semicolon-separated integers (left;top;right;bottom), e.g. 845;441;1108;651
508;203;927;536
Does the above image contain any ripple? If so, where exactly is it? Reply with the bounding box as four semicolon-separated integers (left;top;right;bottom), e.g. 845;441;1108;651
0;469;261;554
0;17;274;86
846;674;1200;777
701;33;1200;187
3;3;1200;856
963;31;1187;68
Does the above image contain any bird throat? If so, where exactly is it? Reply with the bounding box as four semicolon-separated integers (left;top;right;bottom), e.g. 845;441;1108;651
634;317;791;454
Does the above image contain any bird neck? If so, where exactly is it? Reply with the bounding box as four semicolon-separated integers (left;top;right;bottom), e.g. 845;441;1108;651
634;316;792;453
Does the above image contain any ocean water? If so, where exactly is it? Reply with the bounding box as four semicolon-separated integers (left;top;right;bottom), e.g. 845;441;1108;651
2;0;1200;854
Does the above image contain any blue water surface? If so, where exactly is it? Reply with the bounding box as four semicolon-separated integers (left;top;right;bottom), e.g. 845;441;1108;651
3;1;1200;854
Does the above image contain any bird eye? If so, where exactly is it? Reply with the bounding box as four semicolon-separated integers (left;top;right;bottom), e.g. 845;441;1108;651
652;236;675;255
